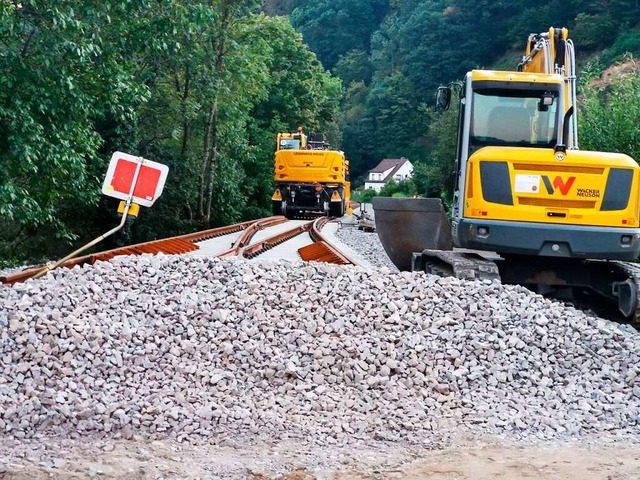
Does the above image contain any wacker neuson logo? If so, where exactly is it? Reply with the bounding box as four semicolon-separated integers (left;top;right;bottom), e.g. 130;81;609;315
576;188;601;198
541;175;575;195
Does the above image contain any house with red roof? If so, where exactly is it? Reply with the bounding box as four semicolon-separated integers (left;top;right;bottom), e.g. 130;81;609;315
363;157;413;192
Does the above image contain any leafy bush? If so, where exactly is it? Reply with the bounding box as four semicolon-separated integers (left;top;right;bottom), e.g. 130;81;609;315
351;188;378;204
579;56;640;162
599;29;640;66
379;178;417;197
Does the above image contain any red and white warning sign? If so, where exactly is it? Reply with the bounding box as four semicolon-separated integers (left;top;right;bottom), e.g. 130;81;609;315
101;151;169;207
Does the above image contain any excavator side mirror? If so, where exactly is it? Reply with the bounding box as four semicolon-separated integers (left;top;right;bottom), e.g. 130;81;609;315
436;86;452;112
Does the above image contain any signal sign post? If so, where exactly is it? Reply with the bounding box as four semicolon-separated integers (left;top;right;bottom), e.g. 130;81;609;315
33;152;169;279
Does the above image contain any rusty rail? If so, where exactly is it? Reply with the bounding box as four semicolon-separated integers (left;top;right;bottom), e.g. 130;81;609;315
298;217;359;265
0;219;257;285
241;220;314;258
217;216;288;258
1;215;358;285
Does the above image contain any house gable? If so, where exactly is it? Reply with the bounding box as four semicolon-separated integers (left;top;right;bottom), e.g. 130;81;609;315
365;158;413;192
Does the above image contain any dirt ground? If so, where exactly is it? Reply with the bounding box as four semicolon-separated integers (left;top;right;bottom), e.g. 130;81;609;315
0;436;639;479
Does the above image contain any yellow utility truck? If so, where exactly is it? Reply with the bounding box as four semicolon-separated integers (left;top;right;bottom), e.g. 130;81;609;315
373;27;640;323
272;128;350;218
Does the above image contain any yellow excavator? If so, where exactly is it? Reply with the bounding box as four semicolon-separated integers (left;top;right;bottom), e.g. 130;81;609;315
272;128;350;218
373;27;640;323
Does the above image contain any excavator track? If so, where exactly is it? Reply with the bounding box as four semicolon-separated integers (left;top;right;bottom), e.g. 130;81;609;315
415;249;640;327
609;260;640;325
417;249;501;282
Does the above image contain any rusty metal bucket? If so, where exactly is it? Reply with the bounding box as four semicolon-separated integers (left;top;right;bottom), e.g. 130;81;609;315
372;197;453;271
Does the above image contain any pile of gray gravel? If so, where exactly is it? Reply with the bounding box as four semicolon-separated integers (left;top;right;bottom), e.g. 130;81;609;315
334;223;398;271
1;253;639;446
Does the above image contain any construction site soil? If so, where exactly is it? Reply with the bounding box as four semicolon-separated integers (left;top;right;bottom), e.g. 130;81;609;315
1;436;640;479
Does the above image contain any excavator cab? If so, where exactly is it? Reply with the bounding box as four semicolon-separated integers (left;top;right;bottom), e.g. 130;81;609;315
450;69;640;261
277;128;307;151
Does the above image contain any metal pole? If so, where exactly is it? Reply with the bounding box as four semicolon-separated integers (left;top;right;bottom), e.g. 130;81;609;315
33;158;145;280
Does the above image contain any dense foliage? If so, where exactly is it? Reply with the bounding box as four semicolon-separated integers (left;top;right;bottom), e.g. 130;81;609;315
290;0;640;185
0;0;339;264
579;57;640;160
2;0;640;264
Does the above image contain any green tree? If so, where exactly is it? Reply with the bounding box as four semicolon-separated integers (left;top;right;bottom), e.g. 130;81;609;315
351;188;378;203
0;0;150;261
572;12;617;51
340;82;375;183
133;8;341;233
1;2;341;264
290;0;388;70
364;71;429;165
332;49;373;87
579;57;640;161
263;0;296;16
411;101;459;202
378;178;417;197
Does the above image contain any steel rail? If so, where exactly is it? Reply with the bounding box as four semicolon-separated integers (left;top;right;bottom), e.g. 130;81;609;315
217;216;288;258
299;217;359;265
0;220;258;285
1;216;358;285
241;220;315;258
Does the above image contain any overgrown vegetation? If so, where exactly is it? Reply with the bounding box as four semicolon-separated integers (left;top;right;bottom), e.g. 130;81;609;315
579;56;640;160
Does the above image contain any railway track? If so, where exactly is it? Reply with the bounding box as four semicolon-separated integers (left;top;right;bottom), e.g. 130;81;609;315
0;216;359;286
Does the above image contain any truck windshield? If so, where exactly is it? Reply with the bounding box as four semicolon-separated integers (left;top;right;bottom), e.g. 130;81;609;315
280;139;301;150
470;88;558;148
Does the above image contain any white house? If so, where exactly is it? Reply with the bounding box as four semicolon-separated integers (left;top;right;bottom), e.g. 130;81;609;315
363;158;413;192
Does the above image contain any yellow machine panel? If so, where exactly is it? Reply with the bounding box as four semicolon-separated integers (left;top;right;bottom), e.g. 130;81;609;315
464;147;640;228
470;69;562;84
274;150;348;184
272;129;350;218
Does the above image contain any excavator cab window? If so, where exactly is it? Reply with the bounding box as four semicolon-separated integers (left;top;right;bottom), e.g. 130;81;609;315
470;87;558;149
280;138;301;150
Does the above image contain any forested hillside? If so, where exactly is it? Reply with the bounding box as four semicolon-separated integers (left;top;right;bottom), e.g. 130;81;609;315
2;0;640;264
287;0;640;185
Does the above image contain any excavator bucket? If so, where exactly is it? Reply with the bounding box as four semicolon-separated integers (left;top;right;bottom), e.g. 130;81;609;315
372;197;453;271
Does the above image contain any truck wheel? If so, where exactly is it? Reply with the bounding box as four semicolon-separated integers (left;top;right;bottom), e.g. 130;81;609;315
272;200;283;216
329;202;342;217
